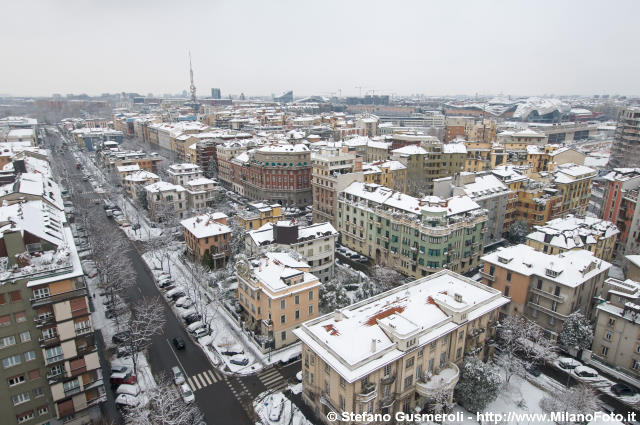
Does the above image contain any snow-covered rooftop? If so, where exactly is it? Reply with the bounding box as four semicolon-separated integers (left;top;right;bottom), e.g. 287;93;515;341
248;222;337;247
443;143;467;154
180;213;230;238
482;244;611;288
462;175;510;199
116;164;141;173
294;270;509;382
0;172;63;210
391;145;428;155
143;181;186;193
124;170;159;182
247;252;319;294
526;215;619;251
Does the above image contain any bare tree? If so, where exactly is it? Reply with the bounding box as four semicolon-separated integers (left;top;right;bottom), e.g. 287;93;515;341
118;297;167;377
123;374;204;425
495;315;556;383
539;384;599;425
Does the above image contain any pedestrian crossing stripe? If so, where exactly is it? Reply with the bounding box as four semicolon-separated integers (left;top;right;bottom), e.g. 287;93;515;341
258;368;286;389
185;369;222;391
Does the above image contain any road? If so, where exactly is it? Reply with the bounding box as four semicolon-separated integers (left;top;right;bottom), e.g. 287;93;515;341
46;129;302;425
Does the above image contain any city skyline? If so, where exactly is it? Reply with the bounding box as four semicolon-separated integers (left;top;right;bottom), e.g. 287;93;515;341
1;0;639;97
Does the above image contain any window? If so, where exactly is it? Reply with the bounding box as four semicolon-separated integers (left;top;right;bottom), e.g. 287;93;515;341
295;295;299;305
281;331;286;341
418;348;424;358
308;291;313;301
416;365;423;380
33;387;44;398
9;291;21;301
404;375;413;390
280;315;286;324
325;380;330;395
17;411;34;424
339;395;345;411
439;353;446;367
430;341;437;351
506;271;512;282
608;317;616;327
295;310;300;320
3;354;22;368
405;357;414;369
63;379;80;393
32;287;50;300
0;314;10;327
489;265;495;275
384;364;391;377
37;406;48;416
12;391;30;406
537;279;542;290
633;360;640;371
24;351;36;362
458;330;464;341
456;347;462;359
280;299;285;309
605;331;612;341
19;331;31;343
0;335;16;349
45;346;63;364
14;312;26;323
601;346;609;356
504;286;510;297
340;376;346;388
309;305;313;315
8;374;25;386
428;358;435;372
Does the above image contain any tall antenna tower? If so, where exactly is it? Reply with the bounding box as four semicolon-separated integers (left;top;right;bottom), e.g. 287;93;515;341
188;51;197;103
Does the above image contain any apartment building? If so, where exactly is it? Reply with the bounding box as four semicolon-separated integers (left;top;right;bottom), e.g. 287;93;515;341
338;182;487;278
0;201;103;425
246;221;338;282
0;173;63;212
433;173;510;247
525;215;619;261
365;140;391;162
491;166;528;232
311;148;363;227
167;163;204;186
552;164;596;216
625;255;640;282
361;160;406;193
444;116;473;142
600;168;640;225
465;120;497;142
592;277;640;378
390;142;466;196
609;106;640;169
480;244;611;337
184;178;221;211
240;144;312;207
463;141;507;172
236;253;321;351
236;202;283;230
143;181;187;221
526;146;586;173
180;212;230;269
69;128;123;151
100;150;163;173
293;270;509;422
123;170;160;198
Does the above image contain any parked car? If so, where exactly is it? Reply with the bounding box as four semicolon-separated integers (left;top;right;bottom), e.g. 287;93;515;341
158;279;174;288
175;296;192;308
115;393;139;408
230;354;249;366
180;383;195;404
110;372;136;386
187;321;204;333
180;309;197;319
611;383;637;396
165;287;185;300
269;398;283;422
278;353;301;366
172;366;185;385
117;346;133;358
112;331;131;344
526;365;542;377
220;345;244;356
116;384;140;397
193;327;210;338
184;313;202;325
110;363;130;376
558;357;581;370
574;366;599;378
172;337;186;350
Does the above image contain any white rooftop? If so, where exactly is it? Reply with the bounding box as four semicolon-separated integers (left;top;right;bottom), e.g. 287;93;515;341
180;213;230;239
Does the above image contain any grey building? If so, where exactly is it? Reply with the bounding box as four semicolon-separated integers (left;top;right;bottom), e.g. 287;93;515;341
609;107;640;169
434;172;510;247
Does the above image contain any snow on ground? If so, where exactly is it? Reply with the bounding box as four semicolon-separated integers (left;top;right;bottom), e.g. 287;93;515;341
112;352;157;405
254;390;311;425
85;274;120;347
115;194;162;242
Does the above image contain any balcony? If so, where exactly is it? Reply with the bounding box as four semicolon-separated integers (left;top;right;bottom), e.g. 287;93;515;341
31;288;88;308
528;301;568;320
479;270;495;282
529;287;565;302
77;345;97;356
39;334;60;348
34;315;55;327
357;383;377;403
380;374;396;385
415;363;459;398
64;386;82;397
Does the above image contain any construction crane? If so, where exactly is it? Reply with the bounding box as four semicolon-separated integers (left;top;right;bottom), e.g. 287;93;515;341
355;86;365;97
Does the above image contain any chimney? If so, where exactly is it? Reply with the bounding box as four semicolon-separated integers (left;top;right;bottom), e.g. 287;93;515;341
371;338;376;353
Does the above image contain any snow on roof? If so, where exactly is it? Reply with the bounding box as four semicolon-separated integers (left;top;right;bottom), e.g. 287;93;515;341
513;97;571;119
168;163;201;173
0;200;65;246
343;136;371;147
391;145;427;155
462;175;509;199
185;177;215;186
249;252;318;293
116;164;141;173
626;255;640;269
257;143;308;153
512;128;545;137
0;173;63;210
124;170;159;182
293;270;509;382
248;222;337;247
482;244;611;288
526;215;619;250
442;143;467;154
180;213;230;238
7;129;35;138
597;302;640;325
367;140;390;150
143;181;186;193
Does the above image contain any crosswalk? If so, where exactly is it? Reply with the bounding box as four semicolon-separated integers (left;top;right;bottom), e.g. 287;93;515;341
258;367;287;392
185;369;223;391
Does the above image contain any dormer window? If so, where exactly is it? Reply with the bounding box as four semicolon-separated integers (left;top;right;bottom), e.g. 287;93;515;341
545;269;560;278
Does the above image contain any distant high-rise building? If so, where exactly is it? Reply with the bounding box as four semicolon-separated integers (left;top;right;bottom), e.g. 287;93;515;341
609;106;640;168
211;88;221;99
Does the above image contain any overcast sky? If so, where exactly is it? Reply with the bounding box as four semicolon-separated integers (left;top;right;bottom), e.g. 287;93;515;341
2;0;639;98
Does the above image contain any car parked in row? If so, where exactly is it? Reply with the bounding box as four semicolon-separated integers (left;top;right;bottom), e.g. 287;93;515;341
230;354;249;366
180;383;195;404
172;366;185;385
611;383;637;396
